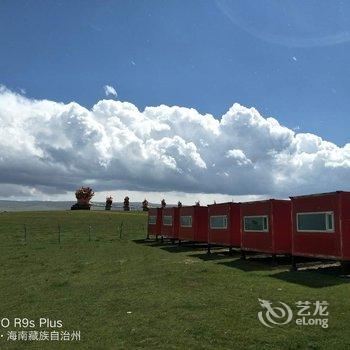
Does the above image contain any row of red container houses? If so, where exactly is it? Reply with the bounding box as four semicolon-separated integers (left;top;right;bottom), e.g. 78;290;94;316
147;191;350;269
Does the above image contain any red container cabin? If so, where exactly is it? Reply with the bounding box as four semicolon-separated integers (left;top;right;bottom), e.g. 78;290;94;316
241;199;292;257
207;202;241;249
147;208;162;239
290;191;350;267
178;206;208;243
161;207;180;240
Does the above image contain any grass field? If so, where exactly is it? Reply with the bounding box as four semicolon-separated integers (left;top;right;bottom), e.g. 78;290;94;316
0;211;350;349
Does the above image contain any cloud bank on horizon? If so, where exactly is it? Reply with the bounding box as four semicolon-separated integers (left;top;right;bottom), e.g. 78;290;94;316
0;85;349;200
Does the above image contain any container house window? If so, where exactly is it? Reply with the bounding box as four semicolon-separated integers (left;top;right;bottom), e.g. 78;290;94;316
180;216;192;227
210;215;228;229
163;215;173;226
297;212;334;232
244;216;268;232
148;215;156;225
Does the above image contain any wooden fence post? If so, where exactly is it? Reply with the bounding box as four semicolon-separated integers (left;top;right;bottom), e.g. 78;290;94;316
24;224;27;244
58;224;61;244
119;221;124;239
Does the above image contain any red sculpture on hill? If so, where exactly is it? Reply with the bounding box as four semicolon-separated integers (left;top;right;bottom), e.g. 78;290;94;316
105;196;113;211
142;198;149;211
71;186;94;210
124;196;130;211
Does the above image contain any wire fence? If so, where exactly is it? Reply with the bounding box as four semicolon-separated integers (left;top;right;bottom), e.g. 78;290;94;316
90;204;146;211
0;218;147;248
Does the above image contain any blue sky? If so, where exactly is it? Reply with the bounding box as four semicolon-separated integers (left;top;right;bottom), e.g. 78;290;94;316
1;1;350;203
1;0;350;145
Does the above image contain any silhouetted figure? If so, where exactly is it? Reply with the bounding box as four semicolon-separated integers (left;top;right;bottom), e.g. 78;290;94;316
124;196;130;211
105;196;113;211
142;198;149;211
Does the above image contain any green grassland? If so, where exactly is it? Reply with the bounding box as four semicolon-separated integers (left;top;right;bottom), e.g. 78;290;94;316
0;211;350;349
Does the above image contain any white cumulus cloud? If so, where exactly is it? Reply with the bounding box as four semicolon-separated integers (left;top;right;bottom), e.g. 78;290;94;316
104;85;117;98
0;84;350;200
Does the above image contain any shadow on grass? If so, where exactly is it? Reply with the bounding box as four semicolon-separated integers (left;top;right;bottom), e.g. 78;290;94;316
190;249;242;261
190;252;232;261
133;238;153;244
218;258;278;272
160;244;208;254
132;239;171;247
272;265;350;288
217;254;292;271
133;238;210;253
160;243;242;257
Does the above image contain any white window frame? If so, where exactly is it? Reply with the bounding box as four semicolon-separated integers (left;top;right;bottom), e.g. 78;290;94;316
180;215;192;228
243;215;269;232
210;215;228;229
148;215;157;225
163;215;173;226
296;211;334;233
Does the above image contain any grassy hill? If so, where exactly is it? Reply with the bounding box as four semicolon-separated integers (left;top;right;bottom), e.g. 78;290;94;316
0;211;349;349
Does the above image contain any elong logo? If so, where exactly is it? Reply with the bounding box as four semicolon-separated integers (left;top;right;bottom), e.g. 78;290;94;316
257;299;329;329
257;299;293;328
